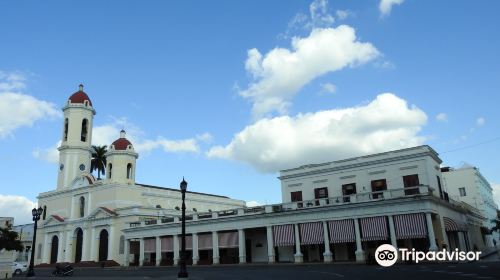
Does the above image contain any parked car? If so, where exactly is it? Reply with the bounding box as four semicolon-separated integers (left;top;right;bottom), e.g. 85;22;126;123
11;262;28;275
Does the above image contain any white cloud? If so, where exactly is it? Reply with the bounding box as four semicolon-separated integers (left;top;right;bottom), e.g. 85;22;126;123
436;113;448;122
241;25;379;119
0;72;61;138
208;93;427;173
33;141;61;164
379;0;404;17
246;201;263;207
476;117;485;126
335;9;353;20
320;82;337;95
0;195;37;225
309;0;335;28
492;183;500;208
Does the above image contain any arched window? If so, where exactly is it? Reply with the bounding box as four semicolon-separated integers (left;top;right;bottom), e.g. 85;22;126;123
63;118;68;141
79;196;85;218
119;235;125;254
126;163;132;179
81;119;88;142
108;163;112;179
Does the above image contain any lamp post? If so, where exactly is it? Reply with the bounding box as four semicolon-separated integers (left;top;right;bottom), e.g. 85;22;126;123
26;206;43;277
177;178;188;279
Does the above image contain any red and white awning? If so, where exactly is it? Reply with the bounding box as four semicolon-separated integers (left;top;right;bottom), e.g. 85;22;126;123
394;213;428;239
299;222;324;245
177;235;193;250
144;238;155;253
360;216;388;241
161;236;173;252
328;219;355;244
198;233;213;250
218;231;238;248
273;224;295;247
443;217;467;232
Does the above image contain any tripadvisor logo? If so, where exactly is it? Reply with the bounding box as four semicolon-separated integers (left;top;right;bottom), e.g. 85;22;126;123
375;244;482;267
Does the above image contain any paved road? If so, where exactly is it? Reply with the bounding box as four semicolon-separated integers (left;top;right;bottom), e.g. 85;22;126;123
20;262;500;280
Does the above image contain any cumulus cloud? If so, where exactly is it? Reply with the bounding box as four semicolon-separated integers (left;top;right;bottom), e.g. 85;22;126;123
208;93;427;173
241;25;379;119
319;82;337;95
33;118;211;163
0;72;61;138
0;195;37;225
379;0;404;17
309;0;335;28
436;113;448;122
476;117;485;126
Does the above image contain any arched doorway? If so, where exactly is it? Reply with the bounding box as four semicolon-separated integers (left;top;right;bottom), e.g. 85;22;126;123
74;228;83;263
98;229;109;262
50;235;59;264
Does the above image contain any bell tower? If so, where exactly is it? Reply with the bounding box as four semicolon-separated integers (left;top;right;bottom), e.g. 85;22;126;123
57;84;96;190
105;130;138;185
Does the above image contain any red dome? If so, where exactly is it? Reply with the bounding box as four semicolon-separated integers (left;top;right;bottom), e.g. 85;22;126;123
112;138;132;150
69;85;92;106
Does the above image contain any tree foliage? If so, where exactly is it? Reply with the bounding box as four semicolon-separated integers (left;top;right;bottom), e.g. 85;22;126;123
91;145;107;180
0;227;24;251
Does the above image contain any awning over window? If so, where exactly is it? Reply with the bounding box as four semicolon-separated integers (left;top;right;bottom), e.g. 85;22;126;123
144;238;156;253
299;222;324;245
394;213;428;239
161;236;173;252
273;224;295;247
443;217;467;232
360;216;388;241
177;235;193;250
218;231;238;248
328;219;355;244
198;233;213;250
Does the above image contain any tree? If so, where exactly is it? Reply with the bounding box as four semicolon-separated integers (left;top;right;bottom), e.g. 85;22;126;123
91;145;107;180
0;227;23;251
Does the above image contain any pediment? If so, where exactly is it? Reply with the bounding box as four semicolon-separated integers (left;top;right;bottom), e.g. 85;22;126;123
43;215;65;226
88;207;118;219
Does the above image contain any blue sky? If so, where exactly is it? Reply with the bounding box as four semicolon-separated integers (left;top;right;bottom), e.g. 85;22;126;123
1;0;499;224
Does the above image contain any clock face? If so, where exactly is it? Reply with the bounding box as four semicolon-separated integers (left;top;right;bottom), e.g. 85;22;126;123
59;164;64;171
79;164;85;171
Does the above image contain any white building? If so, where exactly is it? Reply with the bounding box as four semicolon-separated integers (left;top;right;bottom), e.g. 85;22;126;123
34;86;245;266
442;165;499;247
12;223;34;263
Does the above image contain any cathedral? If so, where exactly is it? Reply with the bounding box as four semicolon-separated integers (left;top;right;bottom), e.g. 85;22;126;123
34;86;245;265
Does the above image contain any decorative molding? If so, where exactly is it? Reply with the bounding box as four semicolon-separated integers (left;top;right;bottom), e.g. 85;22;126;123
400;165;418;170
339;175;356;180
312;179;328;184
287;183;303;187
368;170;386;175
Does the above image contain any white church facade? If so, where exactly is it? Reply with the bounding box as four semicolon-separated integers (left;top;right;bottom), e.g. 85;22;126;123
35;86;492;267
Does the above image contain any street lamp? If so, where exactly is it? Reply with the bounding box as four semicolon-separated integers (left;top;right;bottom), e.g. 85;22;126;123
26;206;43;277
178;177;188;279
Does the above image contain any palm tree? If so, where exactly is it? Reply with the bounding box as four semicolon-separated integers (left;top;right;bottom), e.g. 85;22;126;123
91;145;107;180
0;227;23;251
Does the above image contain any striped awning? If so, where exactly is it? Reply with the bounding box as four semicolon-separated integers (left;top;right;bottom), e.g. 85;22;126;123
273;224;295;247
177;235;193;250
360;216;388;241
394;213;428;239
144;238;156;253
328;219;355;243
299;222;324;245
218;231;238;248
198;233;213;250
443;217;467;232
161;236;173;252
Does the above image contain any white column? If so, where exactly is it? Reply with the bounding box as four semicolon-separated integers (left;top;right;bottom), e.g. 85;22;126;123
108;226;114;261
439;215;450;251
354;218;365;263
123;239;130;266
458;232;467;251
173;234;179;265
155;236;161;266
322;221;332;262
192;233;199;265
294;224;303;263
426;213;438;251
42;234;50;263
212;231;219;264
139;238;145;266
90;227;97;262
266;226;275;263
57;233;65;263
388;215;398;249
238;229;246;264
65;230;72;262
82;227;91;261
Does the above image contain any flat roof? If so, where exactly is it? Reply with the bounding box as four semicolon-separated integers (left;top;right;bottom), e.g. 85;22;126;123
137;183;230;199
